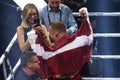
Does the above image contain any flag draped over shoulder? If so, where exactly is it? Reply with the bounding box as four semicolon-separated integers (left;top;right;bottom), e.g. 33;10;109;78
34;17;93;79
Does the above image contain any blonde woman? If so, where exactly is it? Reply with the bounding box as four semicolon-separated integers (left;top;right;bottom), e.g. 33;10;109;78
17;3;51;53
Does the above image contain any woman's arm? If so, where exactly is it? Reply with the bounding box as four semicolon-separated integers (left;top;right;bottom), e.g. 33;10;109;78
17;26;30;52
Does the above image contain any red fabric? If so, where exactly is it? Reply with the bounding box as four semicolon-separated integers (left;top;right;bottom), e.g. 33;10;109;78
35;17;92;79
75;17;91;36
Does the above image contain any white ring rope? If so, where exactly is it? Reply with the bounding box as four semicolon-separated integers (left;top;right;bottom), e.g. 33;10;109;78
82;77;120;80
73;12;120;16
0;33;17;65
6;59;21;80
93;33;120;37
92;55;120;59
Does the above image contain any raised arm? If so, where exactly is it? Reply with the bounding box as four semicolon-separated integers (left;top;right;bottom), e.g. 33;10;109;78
77;7;93;46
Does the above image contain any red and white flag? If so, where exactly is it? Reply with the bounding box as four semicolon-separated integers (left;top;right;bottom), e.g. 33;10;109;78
34;17;93;79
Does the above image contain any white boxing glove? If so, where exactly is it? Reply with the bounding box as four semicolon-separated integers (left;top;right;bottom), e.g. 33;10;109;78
27;30;38;50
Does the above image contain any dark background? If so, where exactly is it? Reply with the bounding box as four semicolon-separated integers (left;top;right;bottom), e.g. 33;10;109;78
0;0;21;80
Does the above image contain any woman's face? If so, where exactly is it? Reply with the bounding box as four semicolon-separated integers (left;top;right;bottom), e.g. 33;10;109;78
27;8;38;25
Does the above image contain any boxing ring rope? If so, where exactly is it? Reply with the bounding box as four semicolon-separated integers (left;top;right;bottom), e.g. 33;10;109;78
6;59;21;80
73;12;120;16
0;12;120;80
94;33;120;37
0;33;17;65
82;77;120;80
0;33;17;80
92;55;120;59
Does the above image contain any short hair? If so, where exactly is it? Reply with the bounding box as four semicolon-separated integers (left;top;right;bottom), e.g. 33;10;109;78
21;3;39;28
21;50;37;67
50;21;66;33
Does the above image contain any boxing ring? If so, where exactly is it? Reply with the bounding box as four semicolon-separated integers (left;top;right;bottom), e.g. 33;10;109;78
0;12;120;80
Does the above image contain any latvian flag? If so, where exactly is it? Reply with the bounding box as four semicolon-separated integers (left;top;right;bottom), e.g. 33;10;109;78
34;17;93;79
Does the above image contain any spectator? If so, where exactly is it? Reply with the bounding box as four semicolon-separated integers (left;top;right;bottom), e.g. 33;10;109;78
15;50;41;80
16;3;51;52
39;0;78;34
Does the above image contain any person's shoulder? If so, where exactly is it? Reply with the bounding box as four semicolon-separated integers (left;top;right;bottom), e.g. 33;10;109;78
60;4;71;11
17;26;23;31
60;4;72;13
41;24;46;27
17;25;22;29
15;75;29;80
14;69;25;80
60;4;70;9
40;24;47;30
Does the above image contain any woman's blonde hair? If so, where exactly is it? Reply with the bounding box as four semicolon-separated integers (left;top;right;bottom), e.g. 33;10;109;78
21;3;39;28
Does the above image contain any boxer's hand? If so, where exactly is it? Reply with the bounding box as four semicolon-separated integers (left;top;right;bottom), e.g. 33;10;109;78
79;7;88;17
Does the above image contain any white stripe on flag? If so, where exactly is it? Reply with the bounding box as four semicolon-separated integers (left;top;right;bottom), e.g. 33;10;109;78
34;35;92;59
